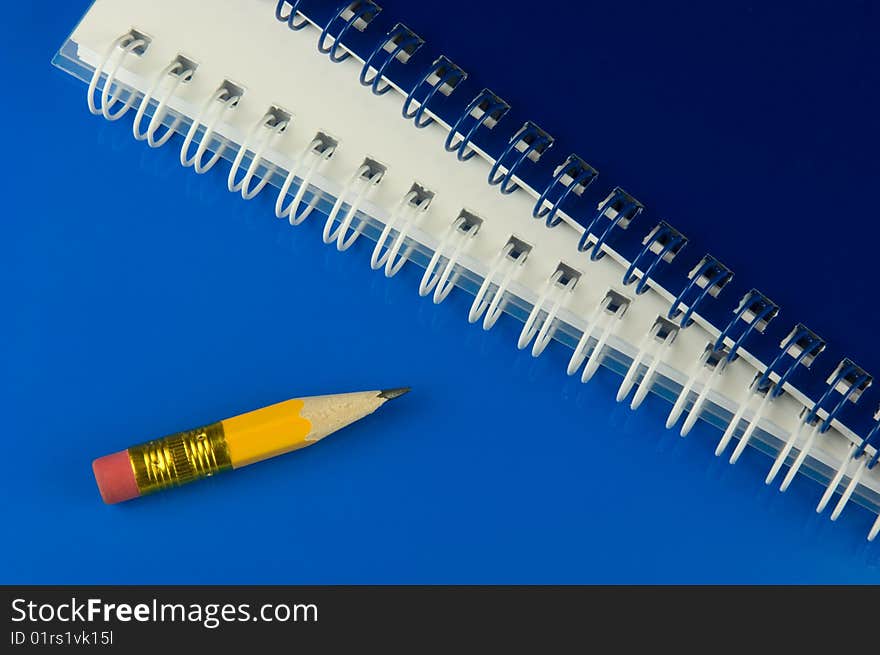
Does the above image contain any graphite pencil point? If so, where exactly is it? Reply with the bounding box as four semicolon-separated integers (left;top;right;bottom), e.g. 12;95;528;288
378;387;411;401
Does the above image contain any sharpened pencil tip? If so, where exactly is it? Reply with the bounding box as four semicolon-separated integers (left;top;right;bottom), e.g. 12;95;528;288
378;387;411;401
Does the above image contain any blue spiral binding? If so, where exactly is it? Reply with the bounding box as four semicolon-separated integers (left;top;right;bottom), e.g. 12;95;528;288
577;187;643;260
803;360;871;433
318;1;381;63
853;418;880;469
487;122;553;194
622;222;687;295
359;23;423;96
533;155;598;228
275;0;308;30
402;56;466;128
667;256;732;328
714;290;778;362
444;89;509;162
755;325;825;398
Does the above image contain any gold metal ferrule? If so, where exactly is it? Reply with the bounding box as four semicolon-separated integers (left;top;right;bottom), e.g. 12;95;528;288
129;422;233;495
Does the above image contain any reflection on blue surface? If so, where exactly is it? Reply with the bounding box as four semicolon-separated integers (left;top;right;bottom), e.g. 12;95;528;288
2;2;879;583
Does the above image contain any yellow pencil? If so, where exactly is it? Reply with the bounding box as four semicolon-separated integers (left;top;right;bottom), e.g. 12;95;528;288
92;388;410;503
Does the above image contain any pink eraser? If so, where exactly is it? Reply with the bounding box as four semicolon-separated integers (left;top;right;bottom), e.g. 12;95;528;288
92;450;140;504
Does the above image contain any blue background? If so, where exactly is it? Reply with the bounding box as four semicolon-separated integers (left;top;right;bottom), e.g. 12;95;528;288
2;1;879;583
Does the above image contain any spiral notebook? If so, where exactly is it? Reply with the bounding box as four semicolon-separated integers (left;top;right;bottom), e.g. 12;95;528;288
54;0;880;540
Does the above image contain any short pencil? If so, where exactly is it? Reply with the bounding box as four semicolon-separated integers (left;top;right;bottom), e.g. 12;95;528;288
92;388;410;503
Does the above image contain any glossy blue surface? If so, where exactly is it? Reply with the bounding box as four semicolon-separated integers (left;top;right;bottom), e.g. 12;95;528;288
2;1;879;583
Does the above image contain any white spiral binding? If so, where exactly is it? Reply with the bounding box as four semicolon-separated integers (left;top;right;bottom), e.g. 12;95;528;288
763;412;817;489
276;134;337;225
831;458;868;521
87;31;149;120
517;264;579;357
371;189;434;277
666;345;716;432
715;377;775;464
468;237;530;330
132;56;195;147
322;160;385;251
616;317;678;410
679;354;730;438
82;28;880;541
228;108;290;200
816;443;858;515
818;408;880;524
567;290;629;384
180;82;242;173
419;213;481;304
